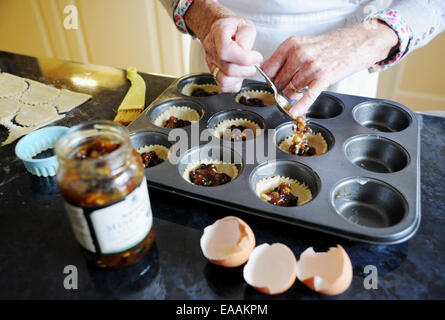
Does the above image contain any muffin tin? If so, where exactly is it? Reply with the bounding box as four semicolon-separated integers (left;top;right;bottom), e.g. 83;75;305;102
128;73;421;244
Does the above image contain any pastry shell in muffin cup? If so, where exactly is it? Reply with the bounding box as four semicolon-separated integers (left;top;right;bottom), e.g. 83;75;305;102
279;132;328;156
235;90;276;107
255;176;312;206
153;106;201;127
137;144;170;161
213;118;262;139
181;83;221;96
182;159;239;184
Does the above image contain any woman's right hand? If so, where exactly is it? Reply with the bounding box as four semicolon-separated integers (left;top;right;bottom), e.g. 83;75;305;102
201;16;263;92
185;0;263;92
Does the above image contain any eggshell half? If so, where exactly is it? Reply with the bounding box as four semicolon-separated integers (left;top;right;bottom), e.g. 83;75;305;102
296;245;353;295
243;243;297;295
200;216;255;268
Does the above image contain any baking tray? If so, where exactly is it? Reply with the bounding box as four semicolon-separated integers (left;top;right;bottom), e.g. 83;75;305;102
128;73;421;245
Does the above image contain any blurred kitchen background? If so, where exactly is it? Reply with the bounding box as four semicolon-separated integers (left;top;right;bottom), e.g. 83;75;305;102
1;0;444;113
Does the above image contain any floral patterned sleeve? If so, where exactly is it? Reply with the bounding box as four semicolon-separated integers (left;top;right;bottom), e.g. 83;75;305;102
364;8;413;72
173;0;196;36
172;0;219;39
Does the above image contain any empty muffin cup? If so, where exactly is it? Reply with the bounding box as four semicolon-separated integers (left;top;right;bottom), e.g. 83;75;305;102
306;94;344;119
353;101;411;132
250;160;321;206
344;135;409;173
331;177;407;228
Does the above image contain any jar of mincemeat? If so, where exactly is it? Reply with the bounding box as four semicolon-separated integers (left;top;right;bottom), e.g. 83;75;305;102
55;120;154;268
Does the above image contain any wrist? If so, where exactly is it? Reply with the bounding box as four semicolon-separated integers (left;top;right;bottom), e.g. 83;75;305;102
354;21;399;68
184;0;235;40
372;20;399;61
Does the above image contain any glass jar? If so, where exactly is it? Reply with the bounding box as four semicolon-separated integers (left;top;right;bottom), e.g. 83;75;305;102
55;120;154;268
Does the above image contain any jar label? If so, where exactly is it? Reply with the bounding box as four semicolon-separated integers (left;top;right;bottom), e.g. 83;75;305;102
64;179;153;254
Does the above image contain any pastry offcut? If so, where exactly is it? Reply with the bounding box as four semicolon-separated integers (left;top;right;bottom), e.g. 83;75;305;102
0;72;91;146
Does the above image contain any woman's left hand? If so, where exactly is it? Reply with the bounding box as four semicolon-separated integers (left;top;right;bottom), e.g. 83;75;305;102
261;20;399;118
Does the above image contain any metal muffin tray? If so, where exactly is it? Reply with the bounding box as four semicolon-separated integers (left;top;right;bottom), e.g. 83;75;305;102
128;73;421;245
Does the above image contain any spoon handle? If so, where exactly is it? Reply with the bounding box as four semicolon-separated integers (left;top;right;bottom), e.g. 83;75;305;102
254;64;276;93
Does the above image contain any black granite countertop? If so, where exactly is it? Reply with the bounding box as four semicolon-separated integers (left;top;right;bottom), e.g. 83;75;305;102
0;51;444;300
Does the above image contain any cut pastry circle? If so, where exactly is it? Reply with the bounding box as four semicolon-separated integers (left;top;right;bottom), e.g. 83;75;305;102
279;132;328;156
255;176;312;206
0;113;65;146
0;73;28;98
182;159;239;184
181;83;221;96
19;80;60;105
213;118;262;139
137;144;170;160
235;90;275;107
0;74;90;145
0;98;21;119
52;89;92;113
15;104;60;127
153;106;201;127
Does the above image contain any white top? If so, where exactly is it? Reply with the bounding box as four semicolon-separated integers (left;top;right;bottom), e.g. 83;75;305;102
160;0;445;97
190;0;379;97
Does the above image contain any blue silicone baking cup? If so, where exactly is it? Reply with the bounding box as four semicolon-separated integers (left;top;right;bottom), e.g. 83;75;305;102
15;126;69;177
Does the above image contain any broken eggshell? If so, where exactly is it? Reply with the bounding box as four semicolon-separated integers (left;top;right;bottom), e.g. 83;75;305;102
200;216;255;268
296;245;353;295
243;243;297;295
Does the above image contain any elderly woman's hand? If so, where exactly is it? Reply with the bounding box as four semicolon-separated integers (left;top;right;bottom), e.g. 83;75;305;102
261;21;399;118
184;1;263;92
202;17;263;92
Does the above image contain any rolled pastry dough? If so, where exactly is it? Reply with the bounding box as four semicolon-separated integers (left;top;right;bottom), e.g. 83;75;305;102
15;104;61;127
0;98;21;119
0;114;65;146
0;73;28;98
19;80;60;105
52;89;92;113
